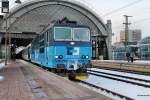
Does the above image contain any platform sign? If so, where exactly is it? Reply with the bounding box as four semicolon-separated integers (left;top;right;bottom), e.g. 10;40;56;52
1;1;9;13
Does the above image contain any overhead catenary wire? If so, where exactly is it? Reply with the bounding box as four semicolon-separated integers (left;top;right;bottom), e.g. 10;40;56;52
103;0;143;17
132;17;150;24
113;17;150;30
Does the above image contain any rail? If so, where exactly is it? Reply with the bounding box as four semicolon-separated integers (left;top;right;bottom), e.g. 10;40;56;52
88;72;150;88
88;70;150;83
75;79;134;100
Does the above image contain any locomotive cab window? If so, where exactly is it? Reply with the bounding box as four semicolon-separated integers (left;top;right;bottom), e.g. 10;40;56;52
54;27;71;41
73;28;90;41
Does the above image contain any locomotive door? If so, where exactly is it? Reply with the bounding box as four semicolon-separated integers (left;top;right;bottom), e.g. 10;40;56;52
45;31;49;66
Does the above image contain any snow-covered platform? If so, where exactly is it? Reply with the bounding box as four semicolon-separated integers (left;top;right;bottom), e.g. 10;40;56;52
93;60;150;65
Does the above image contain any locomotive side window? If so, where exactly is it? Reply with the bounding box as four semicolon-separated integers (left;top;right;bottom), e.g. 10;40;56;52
73;28;90;41
54;27;71;41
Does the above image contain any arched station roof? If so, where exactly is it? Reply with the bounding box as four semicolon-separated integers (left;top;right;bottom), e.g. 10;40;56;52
0;0;108;36
139;36;150;45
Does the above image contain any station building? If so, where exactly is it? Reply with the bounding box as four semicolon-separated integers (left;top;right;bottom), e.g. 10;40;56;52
139;36;150;60
0;0;112;60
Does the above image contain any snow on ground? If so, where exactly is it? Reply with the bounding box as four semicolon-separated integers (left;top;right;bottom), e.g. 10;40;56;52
83;75;150;100
0;62;5;69
0;61;5;81
0;76;4;81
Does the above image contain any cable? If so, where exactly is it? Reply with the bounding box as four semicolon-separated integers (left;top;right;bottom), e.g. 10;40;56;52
103;0;143;17
113;17;150;30
113;16;150;29
132;17;150;24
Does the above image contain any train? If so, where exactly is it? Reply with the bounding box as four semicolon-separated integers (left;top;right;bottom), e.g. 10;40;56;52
21;22;92;79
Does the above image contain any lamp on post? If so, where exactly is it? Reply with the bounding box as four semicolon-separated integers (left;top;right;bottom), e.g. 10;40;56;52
1;0;9;65
15;0;22;4
1;0;22;65
1;0;9;13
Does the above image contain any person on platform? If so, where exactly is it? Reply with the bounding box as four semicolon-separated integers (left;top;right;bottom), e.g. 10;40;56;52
130;52;134;63
126;52;130;62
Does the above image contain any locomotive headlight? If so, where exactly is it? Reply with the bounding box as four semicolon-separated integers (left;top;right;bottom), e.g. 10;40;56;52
70;42;75;45
85;56;89;59
82;55;89;59
55;56;59;59
55;55;63;59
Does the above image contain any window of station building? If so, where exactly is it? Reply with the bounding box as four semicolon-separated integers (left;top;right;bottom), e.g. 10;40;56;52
142;46;148;51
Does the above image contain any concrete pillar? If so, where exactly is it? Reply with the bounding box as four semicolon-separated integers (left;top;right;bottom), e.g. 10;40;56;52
0;45;10;59
106;20;112;60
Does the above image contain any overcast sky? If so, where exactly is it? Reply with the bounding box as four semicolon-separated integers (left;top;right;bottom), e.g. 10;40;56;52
9;0;150;42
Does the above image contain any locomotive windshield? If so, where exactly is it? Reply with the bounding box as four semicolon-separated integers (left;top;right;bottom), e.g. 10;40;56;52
73;28;90;41
54;27;71;40
54;27;90;41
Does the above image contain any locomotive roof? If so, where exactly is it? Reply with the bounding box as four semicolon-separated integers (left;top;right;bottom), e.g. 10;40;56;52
53;24;90;28
41;23;90;34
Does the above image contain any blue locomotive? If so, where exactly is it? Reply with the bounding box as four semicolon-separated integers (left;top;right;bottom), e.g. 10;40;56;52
30;23;92;78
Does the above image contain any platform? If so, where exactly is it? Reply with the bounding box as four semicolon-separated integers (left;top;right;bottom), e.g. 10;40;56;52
92;60;150;74
0;60;111;100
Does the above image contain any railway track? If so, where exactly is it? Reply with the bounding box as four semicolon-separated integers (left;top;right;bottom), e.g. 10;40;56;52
31;64;134;100
26;61;133;99
88;70;150;83
93;66;150;76
75;79;134;100
25;60;150;100
88;70;150;88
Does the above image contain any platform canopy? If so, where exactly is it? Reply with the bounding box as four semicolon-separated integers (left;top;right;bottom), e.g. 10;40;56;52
0;0;109;36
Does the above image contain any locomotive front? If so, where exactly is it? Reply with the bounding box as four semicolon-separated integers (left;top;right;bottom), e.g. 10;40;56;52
53;25;92;75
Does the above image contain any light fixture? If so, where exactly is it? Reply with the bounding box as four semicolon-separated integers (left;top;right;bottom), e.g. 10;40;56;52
15;0;22;4
55;56;59;59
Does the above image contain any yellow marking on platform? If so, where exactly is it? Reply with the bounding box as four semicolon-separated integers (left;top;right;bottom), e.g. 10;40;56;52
63;77;69;80
62;75;89;80
76;76;89;80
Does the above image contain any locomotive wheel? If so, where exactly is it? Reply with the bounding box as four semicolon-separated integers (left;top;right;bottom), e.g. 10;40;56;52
51;69;56;73
68;71;76;80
